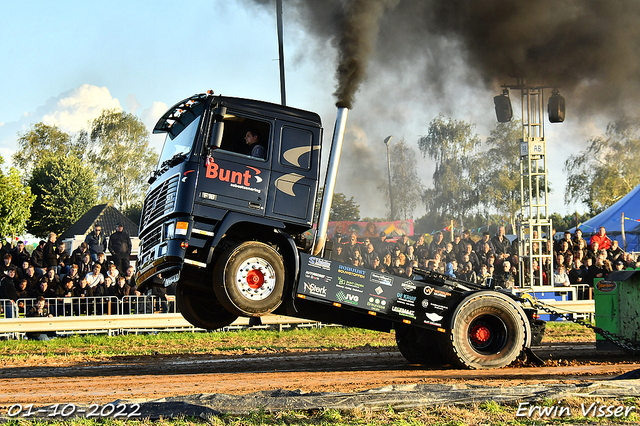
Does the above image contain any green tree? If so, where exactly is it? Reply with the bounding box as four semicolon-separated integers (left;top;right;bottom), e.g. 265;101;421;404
89;109;158;210
0;156;35;239
13;123;86;174
418;115;481;224
314;189;360;222
564;117;640;214
27;155;97;238
379;138;423;220
476;121;522;226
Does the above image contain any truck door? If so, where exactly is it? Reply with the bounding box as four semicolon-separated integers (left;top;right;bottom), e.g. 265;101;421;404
195;115;272;217
265;122;321;227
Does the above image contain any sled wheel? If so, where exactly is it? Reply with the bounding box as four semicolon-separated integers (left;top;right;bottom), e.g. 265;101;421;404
214;241;285;317
176;284;238;330
442;292;526;369
395;324;446;366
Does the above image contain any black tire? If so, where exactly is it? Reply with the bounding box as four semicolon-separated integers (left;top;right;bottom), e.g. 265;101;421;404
176;284;238;330
441;292;526;369
395;324;447;366
213;241;286;317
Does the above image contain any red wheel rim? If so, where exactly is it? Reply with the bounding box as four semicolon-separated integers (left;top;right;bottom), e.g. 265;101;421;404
246;269;264;289
470;324;491;344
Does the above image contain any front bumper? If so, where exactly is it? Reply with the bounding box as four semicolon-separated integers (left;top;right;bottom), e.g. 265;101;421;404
136;218;192;289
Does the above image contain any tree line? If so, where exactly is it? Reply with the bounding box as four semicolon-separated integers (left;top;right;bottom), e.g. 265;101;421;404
329;115;640;235
0;109;158;239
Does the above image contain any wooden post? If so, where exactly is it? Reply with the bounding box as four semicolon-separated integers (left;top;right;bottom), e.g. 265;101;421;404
621;211;627;251
450;220;454;242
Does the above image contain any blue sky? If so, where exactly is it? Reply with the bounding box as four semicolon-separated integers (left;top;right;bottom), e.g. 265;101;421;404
0;0;603;221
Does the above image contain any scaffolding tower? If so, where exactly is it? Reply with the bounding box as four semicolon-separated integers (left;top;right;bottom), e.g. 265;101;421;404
509;81;555;289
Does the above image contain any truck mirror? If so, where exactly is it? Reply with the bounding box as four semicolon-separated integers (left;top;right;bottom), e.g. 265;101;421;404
210;106;227;149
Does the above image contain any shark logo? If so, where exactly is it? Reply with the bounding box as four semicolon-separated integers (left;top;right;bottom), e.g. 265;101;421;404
275;173;304;197
282;145;320;167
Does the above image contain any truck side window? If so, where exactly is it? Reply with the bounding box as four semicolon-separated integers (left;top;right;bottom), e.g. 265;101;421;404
280;126;313;170
215;115;270;160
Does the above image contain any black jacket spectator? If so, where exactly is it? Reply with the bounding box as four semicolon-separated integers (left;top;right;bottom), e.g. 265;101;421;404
85;227;107;258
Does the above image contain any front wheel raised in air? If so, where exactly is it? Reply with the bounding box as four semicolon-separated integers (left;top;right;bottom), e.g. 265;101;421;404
441;292;527;369
176;284;238;330
213;241;286;317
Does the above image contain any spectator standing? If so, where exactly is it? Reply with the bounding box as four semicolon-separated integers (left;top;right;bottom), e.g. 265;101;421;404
108;223;132;275
429;232;446;256
31;241;45;277
11;241;30;267
590;226;612;251
491;226;511;257
71;242;89;266
475;232;494;254
607;240;625;264
0;266;19;317
85;226;107;262
55;242;70;276
94;252;108;275
43;232;58;270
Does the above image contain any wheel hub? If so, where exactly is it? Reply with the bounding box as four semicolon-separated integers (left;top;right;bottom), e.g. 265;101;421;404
235;257;276;300
471;325;491;344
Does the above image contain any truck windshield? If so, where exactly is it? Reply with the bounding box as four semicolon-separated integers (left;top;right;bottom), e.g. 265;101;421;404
157;115;201;168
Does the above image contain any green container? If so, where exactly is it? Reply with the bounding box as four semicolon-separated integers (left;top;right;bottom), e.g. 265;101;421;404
594;271;640;349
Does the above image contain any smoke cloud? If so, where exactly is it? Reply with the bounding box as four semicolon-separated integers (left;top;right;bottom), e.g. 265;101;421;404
255;0;640;114
247;0;640;217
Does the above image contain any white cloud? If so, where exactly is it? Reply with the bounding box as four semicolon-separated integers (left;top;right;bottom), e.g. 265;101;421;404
41;84;122;132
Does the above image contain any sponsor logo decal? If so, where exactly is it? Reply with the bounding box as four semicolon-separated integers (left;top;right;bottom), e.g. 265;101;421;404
336;276;364;292
391;305;416;319
425;312;443;322
304;270;332;282
205;159;262;193
338;264;366;279
308;257;331;271
375;286;384;295
370;272;393;286
336;291;359;305
423;286;452;298
367;296;387;311
401;281;417;292
596;280;617;293
421;299;429;309
303;282;327;297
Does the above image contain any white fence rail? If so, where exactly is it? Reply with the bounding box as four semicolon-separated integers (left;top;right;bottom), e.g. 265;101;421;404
0;296;328;339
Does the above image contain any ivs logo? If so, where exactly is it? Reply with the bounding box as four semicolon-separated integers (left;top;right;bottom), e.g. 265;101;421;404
205;158;262;186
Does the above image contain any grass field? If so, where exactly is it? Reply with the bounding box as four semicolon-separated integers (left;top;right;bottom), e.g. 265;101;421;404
0;322;595;362
1;322;615;425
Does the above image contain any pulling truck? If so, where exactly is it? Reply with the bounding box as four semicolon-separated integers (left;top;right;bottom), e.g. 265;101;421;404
136;91;544;369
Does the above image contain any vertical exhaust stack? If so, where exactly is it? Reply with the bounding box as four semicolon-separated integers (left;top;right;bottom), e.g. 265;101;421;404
312;107;349;256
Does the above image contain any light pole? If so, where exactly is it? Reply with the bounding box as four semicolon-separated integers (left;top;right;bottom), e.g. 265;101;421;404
384;135;394;221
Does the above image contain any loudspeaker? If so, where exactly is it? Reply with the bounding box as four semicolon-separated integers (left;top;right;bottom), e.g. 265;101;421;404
494;94;513;123
548;92;565;123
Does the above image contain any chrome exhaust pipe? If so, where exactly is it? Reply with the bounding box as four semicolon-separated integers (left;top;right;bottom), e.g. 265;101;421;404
312;107;349;256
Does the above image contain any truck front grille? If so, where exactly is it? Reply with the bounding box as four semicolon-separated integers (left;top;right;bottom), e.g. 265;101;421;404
140;226;162;254
141;174;179;229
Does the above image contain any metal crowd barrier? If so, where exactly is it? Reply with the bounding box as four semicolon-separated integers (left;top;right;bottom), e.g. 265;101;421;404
0;297;329;339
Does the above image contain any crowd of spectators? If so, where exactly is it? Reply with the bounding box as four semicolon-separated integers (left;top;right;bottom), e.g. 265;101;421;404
0;224;143;335
330;225;638;291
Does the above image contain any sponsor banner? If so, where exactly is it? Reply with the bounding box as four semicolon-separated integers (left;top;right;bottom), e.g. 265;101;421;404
328;220;414;239
297;253;462;325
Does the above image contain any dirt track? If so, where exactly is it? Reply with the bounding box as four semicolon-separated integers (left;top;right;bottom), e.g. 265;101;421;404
0;343;639;407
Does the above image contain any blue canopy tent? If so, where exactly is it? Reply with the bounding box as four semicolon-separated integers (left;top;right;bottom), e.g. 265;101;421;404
568;183;640;252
